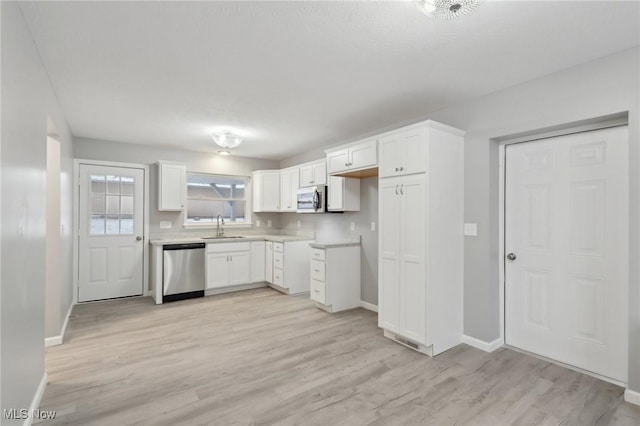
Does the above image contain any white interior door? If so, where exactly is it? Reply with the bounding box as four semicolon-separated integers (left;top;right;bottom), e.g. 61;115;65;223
78;164;145;302
505;126;628;382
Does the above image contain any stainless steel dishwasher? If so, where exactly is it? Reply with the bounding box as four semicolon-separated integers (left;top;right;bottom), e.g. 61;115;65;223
163;242;206;303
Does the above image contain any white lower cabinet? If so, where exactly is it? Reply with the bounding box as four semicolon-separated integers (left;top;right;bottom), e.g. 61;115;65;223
206;242;252;289
250;241;266;283
265;239;312;294
309;244;360;312
378;120;464;356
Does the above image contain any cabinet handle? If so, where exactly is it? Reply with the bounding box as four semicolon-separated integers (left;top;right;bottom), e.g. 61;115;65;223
400;167;404;171
314;269;320;272
400;184;404;195
345;163;349;167
395;185;399;195
314;289;319;293
395;167;399;172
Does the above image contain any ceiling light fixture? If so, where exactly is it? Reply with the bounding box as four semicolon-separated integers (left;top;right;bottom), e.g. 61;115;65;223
416;0;482;19
217;150;231;156
211;131;243;149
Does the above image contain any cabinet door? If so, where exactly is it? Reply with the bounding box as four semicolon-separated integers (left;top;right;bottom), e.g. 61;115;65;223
251;241;266;283
349;140;377;170
378;134;403;178
288;168;299;210
327;176;344;211
299;165;314;187
206;253;230;289
280;170;293;212
312;161;327;185
398;177;426;344
265;242;274;284
262;172;281;211
327;149;350;175
400;129;427;176
229;252;251;286
378;179;401;332
158;162;186;211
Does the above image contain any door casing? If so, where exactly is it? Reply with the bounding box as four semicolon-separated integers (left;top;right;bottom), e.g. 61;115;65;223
495;114;629;386
73;159;150;304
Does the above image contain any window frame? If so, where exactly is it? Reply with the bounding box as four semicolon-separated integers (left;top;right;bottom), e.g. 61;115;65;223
183;171;252;229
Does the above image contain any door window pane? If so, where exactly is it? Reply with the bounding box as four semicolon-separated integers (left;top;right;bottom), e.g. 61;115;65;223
88;174;136;235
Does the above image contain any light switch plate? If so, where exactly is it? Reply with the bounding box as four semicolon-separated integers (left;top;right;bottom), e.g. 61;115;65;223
159;221;172;229
464;223;478;236
371;222;376;231
350;222;356;231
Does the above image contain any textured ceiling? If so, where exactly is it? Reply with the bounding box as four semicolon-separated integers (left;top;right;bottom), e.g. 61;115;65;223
20;1;640;160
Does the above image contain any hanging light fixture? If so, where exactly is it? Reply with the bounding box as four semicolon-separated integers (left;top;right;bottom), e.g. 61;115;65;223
211;131;243;149
416;0;482;19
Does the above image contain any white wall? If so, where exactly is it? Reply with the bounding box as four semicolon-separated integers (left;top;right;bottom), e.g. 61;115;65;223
45;138;61;338
73;138;282;237
1;2;75;420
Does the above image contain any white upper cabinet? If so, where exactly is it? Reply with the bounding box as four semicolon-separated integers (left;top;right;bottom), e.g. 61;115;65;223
299;159;326;187
252;170;280;212
280;167;299;212
378;128;427;178
158;161;186;211
327;139;377;175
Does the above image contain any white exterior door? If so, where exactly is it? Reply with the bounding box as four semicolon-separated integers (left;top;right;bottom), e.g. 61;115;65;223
505;126;628;382
78;164;145;302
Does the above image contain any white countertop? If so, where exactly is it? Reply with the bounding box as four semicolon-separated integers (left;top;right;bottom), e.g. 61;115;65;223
150;234;314;246
309;240;361;249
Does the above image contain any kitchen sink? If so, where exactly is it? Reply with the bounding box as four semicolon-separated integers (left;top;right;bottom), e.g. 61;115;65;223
201;236;246;240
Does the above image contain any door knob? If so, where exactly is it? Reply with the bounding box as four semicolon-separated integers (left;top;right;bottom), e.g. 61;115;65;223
506;253;517;261
136;236;142;241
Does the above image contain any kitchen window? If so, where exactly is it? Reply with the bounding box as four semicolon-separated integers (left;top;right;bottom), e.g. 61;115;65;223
185;173;250;226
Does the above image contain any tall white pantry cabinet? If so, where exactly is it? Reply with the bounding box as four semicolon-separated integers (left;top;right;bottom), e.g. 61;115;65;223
378;120;464;356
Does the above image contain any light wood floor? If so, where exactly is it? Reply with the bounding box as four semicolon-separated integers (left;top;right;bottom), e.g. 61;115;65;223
40;288;639;425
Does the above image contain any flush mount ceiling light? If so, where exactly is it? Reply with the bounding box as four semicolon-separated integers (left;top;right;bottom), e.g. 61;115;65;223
218;150;230;156
211;131;243;149
416;0;482;19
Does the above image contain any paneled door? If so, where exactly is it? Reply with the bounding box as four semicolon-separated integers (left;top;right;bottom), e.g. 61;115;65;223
78;164;145;302
505;126;628;382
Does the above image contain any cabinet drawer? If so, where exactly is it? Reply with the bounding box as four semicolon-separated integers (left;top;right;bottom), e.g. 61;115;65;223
273;242;284;253
207;242;251;253
311;248;325;261
273;251;284;268
310;279;326;304
273;267;284;287
310;259;325;282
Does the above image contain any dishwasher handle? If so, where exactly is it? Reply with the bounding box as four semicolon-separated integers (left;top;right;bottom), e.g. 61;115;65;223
163;243;206;251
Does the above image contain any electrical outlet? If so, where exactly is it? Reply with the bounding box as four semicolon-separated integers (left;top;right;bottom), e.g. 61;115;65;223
159;221;172;229
371;222;376;231
464;223;478;236
350;222;356;231
297;220;301;228
256;220;261;227
267;220;272;228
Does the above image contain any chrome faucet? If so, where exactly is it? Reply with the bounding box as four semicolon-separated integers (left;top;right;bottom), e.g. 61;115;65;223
216;214;225;237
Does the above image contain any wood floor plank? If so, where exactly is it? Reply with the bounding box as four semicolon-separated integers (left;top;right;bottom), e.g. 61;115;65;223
38;288;640;425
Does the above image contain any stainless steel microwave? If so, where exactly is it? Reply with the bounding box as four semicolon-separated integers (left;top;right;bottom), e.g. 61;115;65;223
296;185;326;213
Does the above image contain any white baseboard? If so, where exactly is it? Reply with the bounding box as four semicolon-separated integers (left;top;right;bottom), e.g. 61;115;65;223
461;334;503;352
625;388;640;406
23;373;48;426
44;303;74;347
44;336;62;347
360;301;378;312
